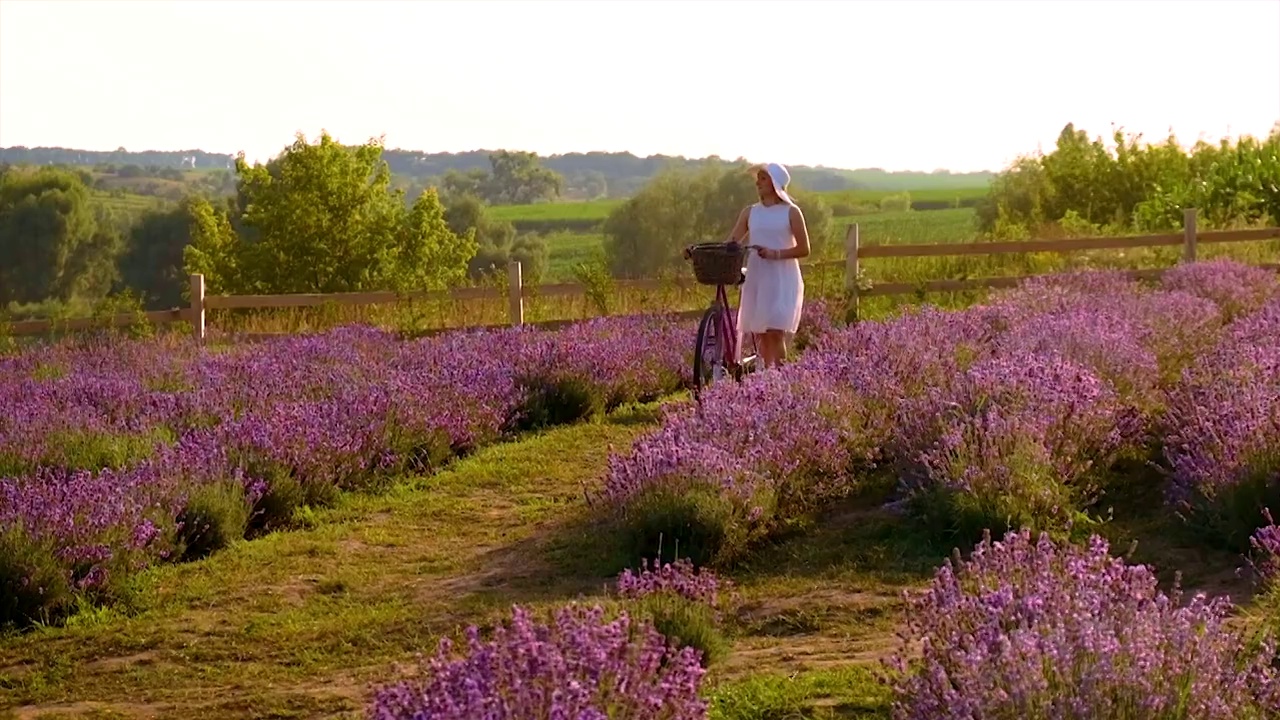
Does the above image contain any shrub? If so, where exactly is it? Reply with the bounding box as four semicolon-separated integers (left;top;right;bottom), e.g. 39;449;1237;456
1160;258;1280;322
367;604;707;719
632;593;728;668
602;366;883;549
616;557;730;667
510;374;606;431
176;480;252;561
891;352;1137;540
615;483;751;569
1163;300;1280;549
885;529;1280;720
0;528;74;627
616;557;724;607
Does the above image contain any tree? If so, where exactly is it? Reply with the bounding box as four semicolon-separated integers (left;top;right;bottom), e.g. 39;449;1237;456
185;132;477;295
443;193;547;283
441;168;489;200
181;197;239;296
0;168;121;305
978;123;1280;236
483;150;563;205
603;164;834;279
119;196;207;308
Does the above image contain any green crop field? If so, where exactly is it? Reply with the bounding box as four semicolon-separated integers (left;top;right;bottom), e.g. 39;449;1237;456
835;207;978;246
488;199;622;223
488;186;991;227
820;185;989;209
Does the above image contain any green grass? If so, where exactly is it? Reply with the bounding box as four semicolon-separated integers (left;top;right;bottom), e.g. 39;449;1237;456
543;231;607;281
486;187;989;236
821;186;989;211
488;199;622;223
836;207;978;246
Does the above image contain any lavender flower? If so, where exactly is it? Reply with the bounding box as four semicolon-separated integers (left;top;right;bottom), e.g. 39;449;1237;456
367;604;707;719
616;557;723;606
885;529;1280;719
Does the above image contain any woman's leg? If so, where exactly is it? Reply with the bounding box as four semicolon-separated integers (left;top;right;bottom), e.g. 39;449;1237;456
761;329;786;368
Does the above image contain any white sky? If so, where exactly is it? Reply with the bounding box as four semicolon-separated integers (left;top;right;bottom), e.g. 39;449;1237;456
1;0;1277;172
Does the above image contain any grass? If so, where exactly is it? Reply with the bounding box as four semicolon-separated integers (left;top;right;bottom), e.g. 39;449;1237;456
488;199;623;223
543;231;607;281
0;378;1258;719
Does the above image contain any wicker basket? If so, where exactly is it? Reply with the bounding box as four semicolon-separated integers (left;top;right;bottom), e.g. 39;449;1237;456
688;242;746;286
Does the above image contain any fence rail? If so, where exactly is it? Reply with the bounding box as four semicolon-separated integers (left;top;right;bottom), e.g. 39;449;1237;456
6;208;1278;339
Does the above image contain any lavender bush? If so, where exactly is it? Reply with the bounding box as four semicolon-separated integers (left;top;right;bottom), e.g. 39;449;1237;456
600;363;883;565
367;604;707;720
1163;298;1280;548
616;557;724;607
615;558;731;667
891;351;1140;537
1161;257;1280;322
885;529;1280;720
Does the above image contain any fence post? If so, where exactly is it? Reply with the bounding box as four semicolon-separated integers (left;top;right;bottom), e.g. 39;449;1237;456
1182;208;1198;263
507;261;524;327
189;273;206;342
844;223;861;322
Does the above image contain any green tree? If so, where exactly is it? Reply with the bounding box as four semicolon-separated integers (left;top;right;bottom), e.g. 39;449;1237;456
603;164;833;279
980;123;1280;236
186;132;477;295
119;196;213;308
443;193;547;282
484;150;564;205
0;168;121;305
181;197;239;295
441;168;488;200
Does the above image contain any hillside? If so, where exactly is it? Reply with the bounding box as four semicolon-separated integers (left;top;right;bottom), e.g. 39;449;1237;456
0;145;994;199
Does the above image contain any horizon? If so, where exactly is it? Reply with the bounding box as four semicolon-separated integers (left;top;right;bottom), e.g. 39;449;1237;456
1;0;1278;174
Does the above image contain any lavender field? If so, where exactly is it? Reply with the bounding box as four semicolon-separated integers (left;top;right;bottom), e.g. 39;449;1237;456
0;316;693;626
5;259;1280;719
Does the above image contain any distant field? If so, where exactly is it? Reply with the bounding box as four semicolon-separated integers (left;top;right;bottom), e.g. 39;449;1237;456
89;191;168;216
540;208;981;282
488;199;622;223
835;206;978;246
820;185;989;211
489;185;989;228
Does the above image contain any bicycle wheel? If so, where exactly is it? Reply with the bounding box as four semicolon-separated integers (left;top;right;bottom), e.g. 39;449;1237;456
692;305;726;401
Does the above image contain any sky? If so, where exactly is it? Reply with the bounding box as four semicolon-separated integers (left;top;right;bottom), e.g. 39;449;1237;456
1;0;1277;173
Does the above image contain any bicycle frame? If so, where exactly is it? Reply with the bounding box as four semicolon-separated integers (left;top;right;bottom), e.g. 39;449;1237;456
691;251;758;401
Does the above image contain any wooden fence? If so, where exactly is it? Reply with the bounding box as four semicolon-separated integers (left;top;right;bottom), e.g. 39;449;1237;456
6;208;1278;340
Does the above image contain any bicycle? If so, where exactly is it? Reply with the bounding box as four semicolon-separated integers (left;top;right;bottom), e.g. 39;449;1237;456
684;241;760;402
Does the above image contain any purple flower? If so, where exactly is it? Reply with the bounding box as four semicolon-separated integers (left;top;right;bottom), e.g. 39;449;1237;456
885;529;1280;719
367;604;707;720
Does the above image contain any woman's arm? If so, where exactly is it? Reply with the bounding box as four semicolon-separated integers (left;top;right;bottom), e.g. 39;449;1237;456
765;205;810;260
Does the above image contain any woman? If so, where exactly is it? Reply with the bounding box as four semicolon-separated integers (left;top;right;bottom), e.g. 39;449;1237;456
726;162;809;370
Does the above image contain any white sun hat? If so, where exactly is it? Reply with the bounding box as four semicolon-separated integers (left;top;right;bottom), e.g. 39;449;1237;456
758;162;793;204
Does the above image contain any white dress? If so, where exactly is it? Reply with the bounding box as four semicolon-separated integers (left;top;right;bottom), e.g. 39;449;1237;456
738;201;805;339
